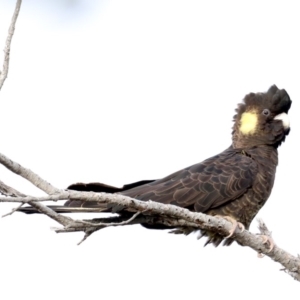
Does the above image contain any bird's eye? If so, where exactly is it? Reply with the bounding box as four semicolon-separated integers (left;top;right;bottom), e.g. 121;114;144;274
262;109;270;116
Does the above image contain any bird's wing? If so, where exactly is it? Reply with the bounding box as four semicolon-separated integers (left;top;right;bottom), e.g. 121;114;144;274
120;148;257;213
65;147;257;213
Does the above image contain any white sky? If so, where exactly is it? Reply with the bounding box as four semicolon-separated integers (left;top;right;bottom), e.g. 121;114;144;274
0;0;299;298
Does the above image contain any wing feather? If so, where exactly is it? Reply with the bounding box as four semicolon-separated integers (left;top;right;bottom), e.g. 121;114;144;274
65;147;257;214
119;147;257;213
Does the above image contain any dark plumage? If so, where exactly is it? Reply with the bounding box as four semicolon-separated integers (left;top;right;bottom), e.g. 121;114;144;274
19;85;291;246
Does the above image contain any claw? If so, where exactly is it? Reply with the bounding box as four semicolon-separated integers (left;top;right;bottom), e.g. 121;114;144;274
257;252;265;258
261;235;275;253
257;235;275;257
224;216;245;238
215;215;245;238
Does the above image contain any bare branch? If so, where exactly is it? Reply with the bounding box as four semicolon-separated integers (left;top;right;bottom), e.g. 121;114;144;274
257;218;273;237
25;201;73;227
2;203;24;217
0;152;61;195
0;0;22;90
71;212;142;245
73;211;142;227
0;194;68;203
0;179;27;197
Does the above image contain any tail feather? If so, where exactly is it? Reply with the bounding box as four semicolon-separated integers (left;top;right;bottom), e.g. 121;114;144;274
67;180;155;193
65;179;155;208
18;205;109;214
18;179;155;214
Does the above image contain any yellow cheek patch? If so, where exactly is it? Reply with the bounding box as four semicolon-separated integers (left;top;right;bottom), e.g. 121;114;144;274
240;112;258;135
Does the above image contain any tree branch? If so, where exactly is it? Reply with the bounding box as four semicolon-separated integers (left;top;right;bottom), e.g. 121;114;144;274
0;0;22;90
0;179;26;197
0;151;300;281
0;152;61;194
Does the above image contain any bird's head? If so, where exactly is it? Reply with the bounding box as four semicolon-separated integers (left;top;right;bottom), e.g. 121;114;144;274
232;85;292;149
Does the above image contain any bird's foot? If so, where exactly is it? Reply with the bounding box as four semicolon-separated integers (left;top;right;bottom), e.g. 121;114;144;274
215;215;245;238
261;235;275;251
260;235;275;253
224;216;245;238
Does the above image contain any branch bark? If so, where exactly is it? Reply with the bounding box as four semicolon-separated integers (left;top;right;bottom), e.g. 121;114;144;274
0;0;22;90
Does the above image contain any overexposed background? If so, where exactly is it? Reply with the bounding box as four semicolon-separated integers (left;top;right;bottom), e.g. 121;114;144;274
0;1;299;299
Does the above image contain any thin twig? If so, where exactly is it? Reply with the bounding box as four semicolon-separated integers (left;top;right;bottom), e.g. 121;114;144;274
0;0;22;90
72;211;142;227
77;230;93;246
2;202;24;217
73;211;144;245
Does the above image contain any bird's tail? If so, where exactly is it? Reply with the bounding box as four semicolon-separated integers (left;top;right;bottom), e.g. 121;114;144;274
17;179;155;214
18;205;109;214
